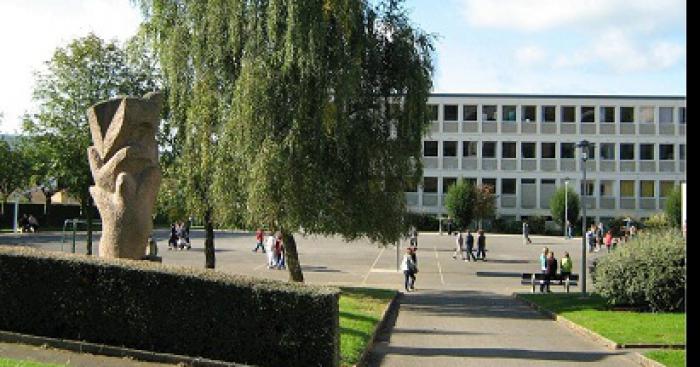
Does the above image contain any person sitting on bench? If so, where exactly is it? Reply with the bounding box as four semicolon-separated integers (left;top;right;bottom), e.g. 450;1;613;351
541;251;557;293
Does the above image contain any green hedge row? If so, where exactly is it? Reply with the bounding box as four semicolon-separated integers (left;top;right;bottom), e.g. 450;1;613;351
0;247;340;367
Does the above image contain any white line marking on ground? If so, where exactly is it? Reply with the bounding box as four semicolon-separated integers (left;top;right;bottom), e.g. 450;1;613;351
434;244;445;285
363;247;385;285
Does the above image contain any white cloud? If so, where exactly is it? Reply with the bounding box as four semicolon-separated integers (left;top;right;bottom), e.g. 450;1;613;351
514;46;546;65
460;0;684;32
0;0;143;133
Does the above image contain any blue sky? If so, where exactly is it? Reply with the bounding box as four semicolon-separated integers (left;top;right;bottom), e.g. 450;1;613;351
0;0;686;133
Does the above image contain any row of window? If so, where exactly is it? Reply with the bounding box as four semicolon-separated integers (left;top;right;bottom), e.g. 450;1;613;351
428;104;687;124
417;177;677;198
423;141;686;161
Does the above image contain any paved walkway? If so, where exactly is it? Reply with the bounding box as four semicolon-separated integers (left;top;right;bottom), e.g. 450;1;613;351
0;230;640;366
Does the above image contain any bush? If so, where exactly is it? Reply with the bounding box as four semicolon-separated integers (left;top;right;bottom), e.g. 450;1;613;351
492;217;521;234
406;212;439;232
0;247;340;367
528;216;547;235
593;228;685;312
644;212;671;230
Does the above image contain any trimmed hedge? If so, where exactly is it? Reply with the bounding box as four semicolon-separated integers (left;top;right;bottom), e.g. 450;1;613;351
0;247;340;367
592;228;685;312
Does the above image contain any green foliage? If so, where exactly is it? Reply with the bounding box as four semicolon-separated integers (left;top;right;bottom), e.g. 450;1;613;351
644;212;671;230
444;180;474;230
473;184;497;226
607;216;640;237
645;350;686;367
339;287;395;367
0;246;340;367
0;140;29;204
528;215;546;235
549;186;580;227
139;0;434;277
492;217;521;234
593;228;686;312
405;212;439;231
665;186;682;227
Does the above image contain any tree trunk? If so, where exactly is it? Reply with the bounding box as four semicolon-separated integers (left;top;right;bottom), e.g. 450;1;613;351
204;209;215;269
43;190;52;226
84;194;93;256
282;231;304;282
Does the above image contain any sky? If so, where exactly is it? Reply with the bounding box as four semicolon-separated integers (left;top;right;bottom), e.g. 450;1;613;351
0;0;686;133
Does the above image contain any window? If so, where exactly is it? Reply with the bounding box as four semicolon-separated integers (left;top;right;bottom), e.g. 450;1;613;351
640;181;655;197
600;106;615;123
680;144;686;160
600;181;614;196
620;143;635;160
522;105;536;122
679;107;686;124
522;178;536;184
444;105;458;121
483;105;497;121
620;180;635;197
542;106;556;122
640;144;654;160
501;178;516;195
640;107;654;123
463;105;477;121
541;179;555;185
581;106;595;123
501;142;516;158
443;177;457;193
659;144;674;160
660;181;675;197
560;143;575;159
600;143;615;160
462;141;477;157
465;177;477;187
541;142;556;158
482;178;496;191
585;145;596;160
659;107;674;124
581;181;594;196
561;106;575;122
620;107;634;123
423;141;438;156
404;180;418;192
503;105;516;122
521;142;536;158
443;141;457;157
482;141;496;158
423;177;438;192
427;104;438;121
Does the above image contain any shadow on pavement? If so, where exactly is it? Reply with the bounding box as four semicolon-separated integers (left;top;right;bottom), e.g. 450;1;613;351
376;346;623;362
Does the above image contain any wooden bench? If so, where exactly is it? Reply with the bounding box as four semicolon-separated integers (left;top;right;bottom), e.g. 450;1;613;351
521;273;579;293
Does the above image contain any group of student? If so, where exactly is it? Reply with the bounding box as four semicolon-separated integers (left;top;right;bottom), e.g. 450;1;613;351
253;229;285;270
17;214;40;233
585;222;634;253
452;229;487;262
168;219;191;250
538;247;573;293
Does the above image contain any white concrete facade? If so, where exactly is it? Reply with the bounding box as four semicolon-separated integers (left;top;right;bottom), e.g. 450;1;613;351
407;93;687;223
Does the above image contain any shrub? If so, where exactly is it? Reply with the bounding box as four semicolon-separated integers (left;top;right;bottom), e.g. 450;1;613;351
444;180;475;231
0;247;340;367
406;212;439;232
644;212;671;230
593;228;686;312
665;186;682;227
528;215;546;235
492;217;521;234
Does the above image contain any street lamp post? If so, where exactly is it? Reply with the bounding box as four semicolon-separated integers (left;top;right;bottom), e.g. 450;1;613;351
577;140;590;294
564;177;570;239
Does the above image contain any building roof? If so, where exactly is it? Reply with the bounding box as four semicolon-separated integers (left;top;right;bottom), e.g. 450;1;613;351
428;93;685;100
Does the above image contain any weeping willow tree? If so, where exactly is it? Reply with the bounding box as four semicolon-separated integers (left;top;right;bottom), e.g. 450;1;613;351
138;0;433;279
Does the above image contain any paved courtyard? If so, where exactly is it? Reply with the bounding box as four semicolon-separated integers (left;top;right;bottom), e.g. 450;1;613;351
0;229;640;366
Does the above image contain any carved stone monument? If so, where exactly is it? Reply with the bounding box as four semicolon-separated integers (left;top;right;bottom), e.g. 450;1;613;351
87;92;162;259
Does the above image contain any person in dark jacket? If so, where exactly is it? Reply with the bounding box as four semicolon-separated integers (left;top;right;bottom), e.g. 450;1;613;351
465;229;477;261
541;251;558;293
476;229;487;261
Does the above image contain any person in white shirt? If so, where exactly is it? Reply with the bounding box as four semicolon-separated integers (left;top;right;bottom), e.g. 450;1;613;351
401;248;417;292
265;232;277;269
453;231;464;260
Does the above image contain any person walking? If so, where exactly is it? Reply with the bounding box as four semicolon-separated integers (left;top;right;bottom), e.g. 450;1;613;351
541;251;557;293
464;229;477;262
253;228;266;252
401;248;417;292
560;251;572;283
566;220;573;239
265;231;277;269
586;226;595;253
476;229;487;261
453;231;464;260
409;227;418;248
604;230;613;252
523;219;532;244
595;224;604;252
276;234;285;270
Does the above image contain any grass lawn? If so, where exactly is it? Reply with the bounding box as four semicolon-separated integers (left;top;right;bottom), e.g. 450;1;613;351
339;287;396;367
645;349;686;367
520;293;685;345
0;358;64;367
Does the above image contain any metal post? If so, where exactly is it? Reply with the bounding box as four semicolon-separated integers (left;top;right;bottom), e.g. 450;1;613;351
577;140;589;295
397;238;400;272
13;199;19;233
72;219;77;253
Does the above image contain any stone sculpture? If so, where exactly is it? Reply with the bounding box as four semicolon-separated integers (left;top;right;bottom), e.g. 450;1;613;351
87;92;162;259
